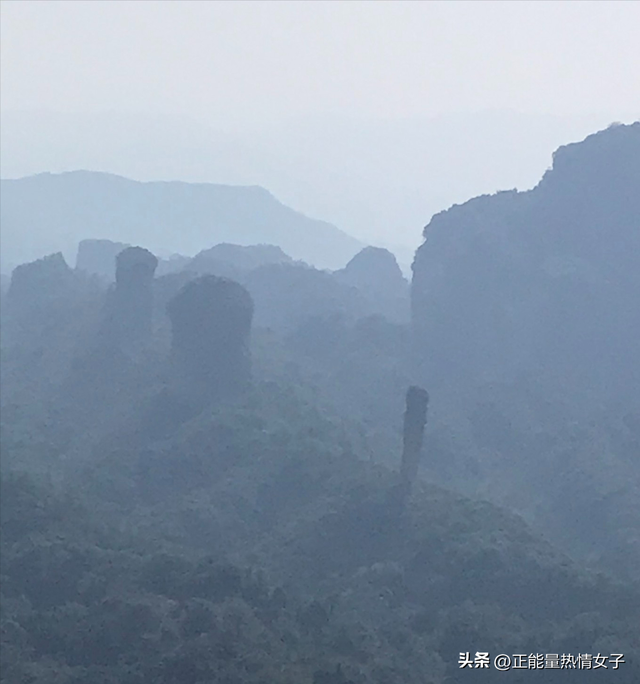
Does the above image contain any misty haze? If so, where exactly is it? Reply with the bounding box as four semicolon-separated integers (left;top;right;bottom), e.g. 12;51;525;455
1;2;639;683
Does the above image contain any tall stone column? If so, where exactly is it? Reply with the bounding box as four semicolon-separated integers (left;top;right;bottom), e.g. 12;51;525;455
400;385;429;498
102;246;158;356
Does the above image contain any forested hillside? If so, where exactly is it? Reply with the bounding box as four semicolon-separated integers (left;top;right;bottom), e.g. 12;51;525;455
2;123;639;683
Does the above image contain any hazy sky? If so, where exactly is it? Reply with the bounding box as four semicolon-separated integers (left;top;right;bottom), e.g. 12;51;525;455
1;1;639;257
3;0;639;126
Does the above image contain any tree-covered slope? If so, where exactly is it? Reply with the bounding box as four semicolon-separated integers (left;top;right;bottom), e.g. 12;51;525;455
3;382;639;683
2;123;639;683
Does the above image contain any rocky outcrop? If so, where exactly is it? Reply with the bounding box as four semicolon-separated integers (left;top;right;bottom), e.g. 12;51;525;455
101;246;158;356
76;239;130;281
411;122;640;580
6;253;77;336
186;243;293;280
167;275;254;400
338;246;405;290
8;252;74;301
412;122;640;407
400;386;429;498
3;253;104;393
334;247;409;323
244;262;365;333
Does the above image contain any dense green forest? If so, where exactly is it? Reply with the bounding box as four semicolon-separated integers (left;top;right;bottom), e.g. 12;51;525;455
2;123;639;682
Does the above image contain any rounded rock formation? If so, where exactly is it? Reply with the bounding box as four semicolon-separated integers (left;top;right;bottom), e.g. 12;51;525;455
167;275;254;400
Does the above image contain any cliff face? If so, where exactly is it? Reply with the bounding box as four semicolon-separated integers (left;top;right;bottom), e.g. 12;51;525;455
411;122;640;579
100;247;158;357
76;239;130;281
6;252;84;343
412;122;640;409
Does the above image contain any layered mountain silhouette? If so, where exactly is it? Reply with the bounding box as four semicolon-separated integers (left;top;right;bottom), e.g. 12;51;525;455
3;122;640;682
0;171;363;272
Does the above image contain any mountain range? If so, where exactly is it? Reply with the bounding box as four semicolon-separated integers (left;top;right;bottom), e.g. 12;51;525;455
0;171;363;272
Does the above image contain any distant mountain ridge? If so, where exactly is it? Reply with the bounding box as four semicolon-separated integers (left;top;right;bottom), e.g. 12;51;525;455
3;108;631;252
0;170;363;272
